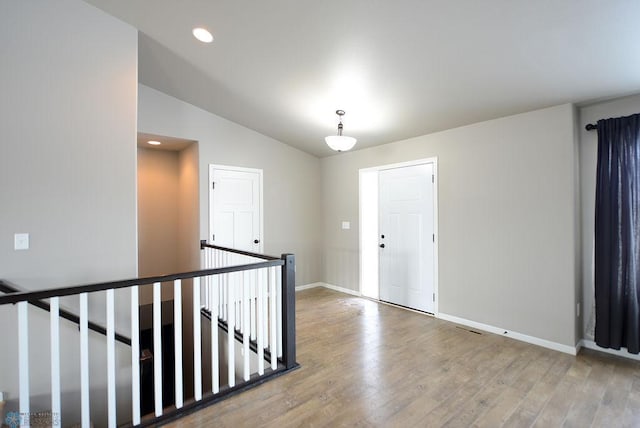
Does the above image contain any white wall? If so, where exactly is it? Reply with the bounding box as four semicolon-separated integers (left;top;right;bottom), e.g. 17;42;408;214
578;93;640;340
137;85;322;286
0;0;138;424
321;104;580;348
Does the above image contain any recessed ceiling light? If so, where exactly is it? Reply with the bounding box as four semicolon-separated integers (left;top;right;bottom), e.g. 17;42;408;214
147;140;161;146
192;27;213;43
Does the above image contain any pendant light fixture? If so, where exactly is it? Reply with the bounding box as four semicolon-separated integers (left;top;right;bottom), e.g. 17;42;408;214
325;110;357;152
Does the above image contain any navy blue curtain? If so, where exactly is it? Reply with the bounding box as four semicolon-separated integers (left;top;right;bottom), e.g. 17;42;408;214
594;113;640;354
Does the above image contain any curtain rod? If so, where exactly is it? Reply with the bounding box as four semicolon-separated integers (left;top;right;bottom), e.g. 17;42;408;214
585;123;598;131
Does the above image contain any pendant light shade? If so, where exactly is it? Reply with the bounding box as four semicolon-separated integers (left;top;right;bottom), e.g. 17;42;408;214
326;110;357;152
325;135;357;152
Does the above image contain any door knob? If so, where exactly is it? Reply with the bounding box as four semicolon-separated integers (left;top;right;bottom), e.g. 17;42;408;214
379;244;385;248
254;239;260;244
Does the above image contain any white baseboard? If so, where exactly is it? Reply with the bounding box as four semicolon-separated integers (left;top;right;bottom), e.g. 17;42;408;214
578;339;640;361
295;282;361;296
321;282;362;296
437;312;577;355
297;285;581;355
295;282;323;292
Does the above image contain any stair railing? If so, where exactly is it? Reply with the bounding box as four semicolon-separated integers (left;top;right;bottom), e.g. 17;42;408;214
0;243;297;428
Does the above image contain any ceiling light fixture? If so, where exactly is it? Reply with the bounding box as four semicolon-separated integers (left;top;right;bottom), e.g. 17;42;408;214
192;27;214;43
325;110;357;152
147;140;162;146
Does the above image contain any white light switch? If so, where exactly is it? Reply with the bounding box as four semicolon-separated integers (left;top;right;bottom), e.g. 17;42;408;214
341;221;350;230
14;233;29;250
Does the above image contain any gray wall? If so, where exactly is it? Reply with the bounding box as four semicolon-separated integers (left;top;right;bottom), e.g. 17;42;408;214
0;0;137;423
321;104;580;347
138;85;323;286
578;93;640;340
0;0;138;290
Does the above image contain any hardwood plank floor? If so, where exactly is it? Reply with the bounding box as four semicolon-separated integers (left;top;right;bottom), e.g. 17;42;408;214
166;288;640;428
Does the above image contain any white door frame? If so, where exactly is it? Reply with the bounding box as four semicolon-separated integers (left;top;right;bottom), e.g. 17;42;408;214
208;164;264;252
359;157;439;315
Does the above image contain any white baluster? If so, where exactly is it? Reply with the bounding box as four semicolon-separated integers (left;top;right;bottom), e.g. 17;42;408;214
256;269;264;375
263;271;268;349
106;289;116;428
202;250;209;312
270;267;277;369
222;254;228;322
226;254;231;322
220;271;225;322
243;271;250;381
174;280;183;408
235;257;240;333
153;282;163;417
80;293;90;427
250;270;257;341
50;297;61;427
276;268;283;358
131;286;141;426
228;272;235;387
193;277;202;400
204;282;209;313
18;301;29;426
205;248;211;310
211;273;219;393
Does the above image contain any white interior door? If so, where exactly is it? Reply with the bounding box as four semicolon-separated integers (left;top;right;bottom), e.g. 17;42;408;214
379;163;435;313
209;165;262;252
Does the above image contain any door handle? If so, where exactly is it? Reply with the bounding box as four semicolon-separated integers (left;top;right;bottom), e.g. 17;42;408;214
254;239;260;244
379;244;385;248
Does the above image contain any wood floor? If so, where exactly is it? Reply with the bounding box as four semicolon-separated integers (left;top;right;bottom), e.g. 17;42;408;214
166;287;640;428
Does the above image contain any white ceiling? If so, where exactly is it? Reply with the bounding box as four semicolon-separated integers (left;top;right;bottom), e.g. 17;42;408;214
86;0;640;157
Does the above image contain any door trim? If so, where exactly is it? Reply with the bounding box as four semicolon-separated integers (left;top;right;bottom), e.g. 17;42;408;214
358;157;439;315
208;164;264;253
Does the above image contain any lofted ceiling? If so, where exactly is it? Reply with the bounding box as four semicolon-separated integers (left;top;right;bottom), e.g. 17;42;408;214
85;0;640;157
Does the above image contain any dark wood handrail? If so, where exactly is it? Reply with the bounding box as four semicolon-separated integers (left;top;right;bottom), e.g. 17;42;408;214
0;259;284;306
0;280;131;346
200;240;280;261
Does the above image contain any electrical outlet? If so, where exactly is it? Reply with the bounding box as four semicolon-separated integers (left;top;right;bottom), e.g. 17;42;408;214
341;221;350;230
577;302;581;318
14;233;29;250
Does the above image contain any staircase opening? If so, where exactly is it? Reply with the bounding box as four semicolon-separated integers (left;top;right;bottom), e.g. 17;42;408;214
137;132;200;400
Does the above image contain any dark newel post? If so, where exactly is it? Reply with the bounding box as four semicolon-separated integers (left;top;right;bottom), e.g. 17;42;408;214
200;239;207;249
281;254;296;369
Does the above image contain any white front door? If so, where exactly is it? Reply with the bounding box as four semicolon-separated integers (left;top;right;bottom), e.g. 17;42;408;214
379;163;435;313
209;165;263;252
